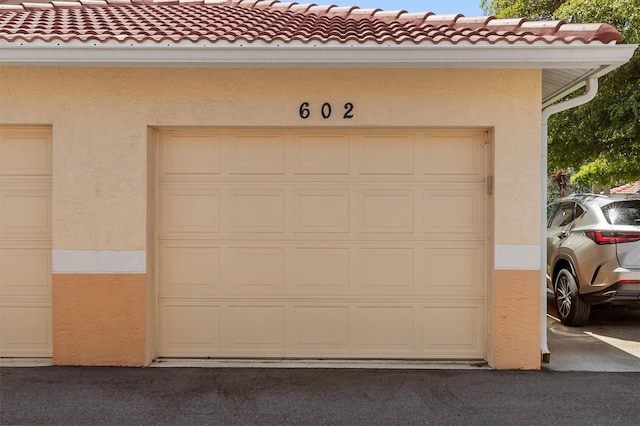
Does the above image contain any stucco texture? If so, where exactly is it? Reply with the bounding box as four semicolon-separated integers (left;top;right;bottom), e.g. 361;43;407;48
0;67;541;250
493;270;541;369
52;274;146;366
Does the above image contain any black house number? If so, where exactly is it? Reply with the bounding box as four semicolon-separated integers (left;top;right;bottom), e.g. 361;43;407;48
299;102;354;120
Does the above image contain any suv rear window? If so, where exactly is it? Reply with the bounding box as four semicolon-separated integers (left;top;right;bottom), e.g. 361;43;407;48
602;201;640;225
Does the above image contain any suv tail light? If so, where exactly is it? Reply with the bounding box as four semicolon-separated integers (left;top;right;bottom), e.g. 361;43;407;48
585;230;640;245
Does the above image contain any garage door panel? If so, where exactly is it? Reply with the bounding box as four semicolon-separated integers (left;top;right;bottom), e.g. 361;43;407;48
0;129;52;176
0;247;51;297
289;305;350;352
158;245;220;296
224;305;285;352
227;133;285;175
421;245;485;297
157;128;487;360
159;186;220;236
229;189;284;233
0;187;51;237
358;134;415;175
222;247;285;294
422;305;484;358
354;306;416;353
291;247;350;293
356;248;414;295
0;305;52;357
423;186;484;237
159;133;221;176
359;190;414;234
159;242;483;299
422;133;485;178
157;299;486;358
292;134;350;175
158;302;221;355
293;189;350;233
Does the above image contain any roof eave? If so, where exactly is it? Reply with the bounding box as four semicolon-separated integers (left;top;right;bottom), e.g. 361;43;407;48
0;41;634;67
0;41;636;105
541;61;632;107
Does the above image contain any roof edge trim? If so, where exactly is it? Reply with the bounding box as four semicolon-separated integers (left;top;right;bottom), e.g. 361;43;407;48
0;43;635;69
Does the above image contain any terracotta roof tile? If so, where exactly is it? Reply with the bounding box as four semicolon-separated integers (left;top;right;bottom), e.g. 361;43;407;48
611;181;640;194
0;0;623;45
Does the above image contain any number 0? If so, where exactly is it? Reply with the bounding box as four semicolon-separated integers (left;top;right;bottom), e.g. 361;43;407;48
321;102;332;119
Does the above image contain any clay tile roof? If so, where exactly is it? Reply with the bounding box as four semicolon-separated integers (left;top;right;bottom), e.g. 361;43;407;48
0;0;624;45
424;13;463;28
455;16;495;30
611;181;640;195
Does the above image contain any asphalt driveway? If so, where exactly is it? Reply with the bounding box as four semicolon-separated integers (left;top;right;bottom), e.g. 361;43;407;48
2;366;640;425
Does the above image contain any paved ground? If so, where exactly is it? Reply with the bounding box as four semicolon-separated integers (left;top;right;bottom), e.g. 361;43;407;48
2;366;640;425
545;295;640;372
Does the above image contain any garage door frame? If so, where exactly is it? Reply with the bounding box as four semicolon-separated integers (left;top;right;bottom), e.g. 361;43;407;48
151;126;493;362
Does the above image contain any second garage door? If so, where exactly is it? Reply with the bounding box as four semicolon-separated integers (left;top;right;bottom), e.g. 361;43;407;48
156;128;488;360
0;127;52;358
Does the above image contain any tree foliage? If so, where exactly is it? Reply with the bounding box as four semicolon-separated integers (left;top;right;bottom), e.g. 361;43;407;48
482;0;640;188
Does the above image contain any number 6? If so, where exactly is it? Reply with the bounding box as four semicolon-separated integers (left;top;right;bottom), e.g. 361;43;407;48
299;102;310;119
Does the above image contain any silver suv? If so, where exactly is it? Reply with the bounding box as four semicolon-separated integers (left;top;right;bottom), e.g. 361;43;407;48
547;194;640;326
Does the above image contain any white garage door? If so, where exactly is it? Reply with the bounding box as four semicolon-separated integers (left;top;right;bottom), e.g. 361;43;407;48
156;128;487;360
0;127;52;357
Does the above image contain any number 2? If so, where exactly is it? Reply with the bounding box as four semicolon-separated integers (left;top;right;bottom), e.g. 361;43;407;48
344;103;354;119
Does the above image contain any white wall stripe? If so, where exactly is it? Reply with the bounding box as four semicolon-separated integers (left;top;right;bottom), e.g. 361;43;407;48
494;245;540;270
53;250;146;274
52;247;538;273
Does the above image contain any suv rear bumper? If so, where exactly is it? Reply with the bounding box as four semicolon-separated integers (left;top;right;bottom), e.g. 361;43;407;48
582;282;640;305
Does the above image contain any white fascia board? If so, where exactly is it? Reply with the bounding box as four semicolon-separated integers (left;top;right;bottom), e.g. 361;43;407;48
0;40;635;70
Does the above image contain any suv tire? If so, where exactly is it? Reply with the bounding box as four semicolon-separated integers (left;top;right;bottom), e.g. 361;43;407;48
554;268;591;326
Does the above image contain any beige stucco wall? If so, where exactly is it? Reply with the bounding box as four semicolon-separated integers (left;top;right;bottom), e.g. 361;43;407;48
0;67;542;368
0;67;541;249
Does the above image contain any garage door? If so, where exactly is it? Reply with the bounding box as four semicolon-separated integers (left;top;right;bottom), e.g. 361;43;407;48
156;128;487;360
0;127;52;357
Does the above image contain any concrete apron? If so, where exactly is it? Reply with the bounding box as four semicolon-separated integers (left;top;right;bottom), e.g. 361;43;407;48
150;359;490;369
0;358;489;370
545;298;640;372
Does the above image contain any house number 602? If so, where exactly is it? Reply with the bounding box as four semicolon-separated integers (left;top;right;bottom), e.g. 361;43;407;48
299;102;354;120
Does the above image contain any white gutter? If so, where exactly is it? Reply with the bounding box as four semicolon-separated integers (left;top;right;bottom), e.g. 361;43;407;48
0;40;635;70
540;78;599;363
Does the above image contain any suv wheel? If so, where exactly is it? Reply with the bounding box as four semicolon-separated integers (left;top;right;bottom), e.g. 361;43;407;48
554;268;591;326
